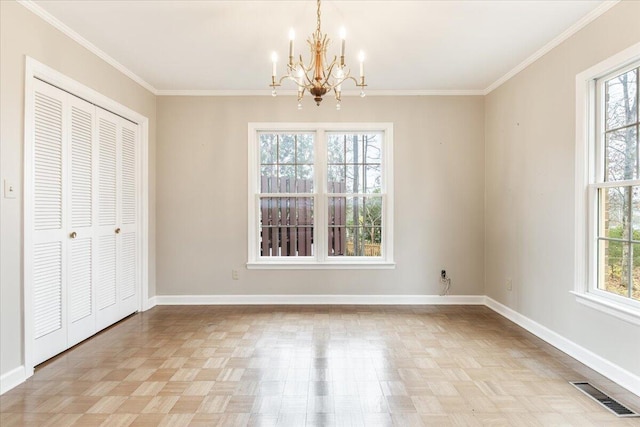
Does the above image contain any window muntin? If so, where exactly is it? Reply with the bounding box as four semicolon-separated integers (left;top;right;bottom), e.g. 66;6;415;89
259;133;314;192
326;132;382;194
259;196;314;257
249;124;393;267
259;133;315;257
328;196;382;257
326;132;383;257
595;63;640;303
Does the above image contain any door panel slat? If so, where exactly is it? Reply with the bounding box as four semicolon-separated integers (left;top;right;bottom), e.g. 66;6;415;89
121;232;136;300
69;238;92;323
97;235;117;310
71;106;93;228
34;91;63;231
33;242;63;339
98;118;117;227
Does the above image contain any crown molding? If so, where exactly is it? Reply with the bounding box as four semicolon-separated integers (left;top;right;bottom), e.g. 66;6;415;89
17;0;158;95
155;89;485;97
363;89;485;96
156;90;280;97
483;0;621;95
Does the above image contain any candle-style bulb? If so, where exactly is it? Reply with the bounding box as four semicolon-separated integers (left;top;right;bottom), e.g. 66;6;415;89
271;51;278;77
288;29;295;65
339;27;346;65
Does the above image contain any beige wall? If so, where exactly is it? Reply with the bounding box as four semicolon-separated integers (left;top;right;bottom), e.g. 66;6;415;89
156;96;485;296
0;1;157;377
485;1;640;378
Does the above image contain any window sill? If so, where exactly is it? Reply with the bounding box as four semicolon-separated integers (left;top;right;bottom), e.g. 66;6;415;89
246;261;396;270
570;291;640;326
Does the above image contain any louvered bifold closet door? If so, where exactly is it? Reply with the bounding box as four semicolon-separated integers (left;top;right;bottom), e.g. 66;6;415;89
95;108;121;330
67;95;97;347
95;108;139;330
31;79;69;365
28;78;141;366
118;119;139;317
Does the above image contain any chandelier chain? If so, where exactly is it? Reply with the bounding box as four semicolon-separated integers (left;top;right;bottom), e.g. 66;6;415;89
316;0;321;35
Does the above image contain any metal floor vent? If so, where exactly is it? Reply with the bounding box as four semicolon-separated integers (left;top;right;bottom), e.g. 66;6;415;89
570;382;639;417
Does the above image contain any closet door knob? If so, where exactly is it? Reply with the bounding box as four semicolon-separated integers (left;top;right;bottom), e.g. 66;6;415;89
69;231;77;239
115;228;121;234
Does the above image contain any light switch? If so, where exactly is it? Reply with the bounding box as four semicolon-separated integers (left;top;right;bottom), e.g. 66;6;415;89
4;180;16;199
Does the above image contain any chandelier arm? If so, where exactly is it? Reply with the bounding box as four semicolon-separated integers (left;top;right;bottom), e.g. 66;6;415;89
286;58;314;89
275;75;293;87
342;75;368;88
292;58;313;79
290;76;313;90
301;55;314;80
300;54;313;73
293;54;313;73
340;68;352;81
330;75;349;90
298;63;316;88
320;57;341;89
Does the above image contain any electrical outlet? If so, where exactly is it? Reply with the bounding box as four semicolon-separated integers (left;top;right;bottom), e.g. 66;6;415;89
507;278;512;291
232;270;239;280
441;270;447;279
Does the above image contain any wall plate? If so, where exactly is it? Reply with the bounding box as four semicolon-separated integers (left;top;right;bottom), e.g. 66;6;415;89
4;179;16;199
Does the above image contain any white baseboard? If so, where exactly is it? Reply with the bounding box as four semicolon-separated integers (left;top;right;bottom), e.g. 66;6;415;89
0;365;26;394
154;294;486;305
143;296;157;311
485;296;640;398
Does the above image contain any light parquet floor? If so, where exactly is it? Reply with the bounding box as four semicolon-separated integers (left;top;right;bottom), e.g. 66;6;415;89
1;305;639;426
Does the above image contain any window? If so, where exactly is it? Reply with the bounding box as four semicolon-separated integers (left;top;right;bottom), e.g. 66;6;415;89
247;123;394;268
595;63;640;304
575;42;640;324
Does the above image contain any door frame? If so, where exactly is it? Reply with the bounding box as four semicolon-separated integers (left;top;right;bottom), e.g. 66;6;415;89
23;56;150;377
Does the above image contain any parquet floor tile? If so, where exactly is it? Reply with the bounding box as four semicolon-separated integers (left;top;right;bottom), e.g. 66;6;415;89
1;305;639;426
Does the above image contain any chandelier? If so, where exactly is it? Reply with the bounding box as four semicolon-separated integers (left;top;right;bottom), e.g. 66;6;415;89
270;0;366;109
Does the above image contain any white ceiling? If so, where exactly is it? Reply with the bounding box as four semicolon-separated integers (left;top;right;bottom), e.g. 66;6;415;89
29;0;611;94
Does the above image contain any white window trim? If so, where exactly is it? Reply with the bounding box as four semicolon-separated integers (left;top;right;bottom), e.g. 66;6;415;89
574;42;640;325
247;122;395;269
